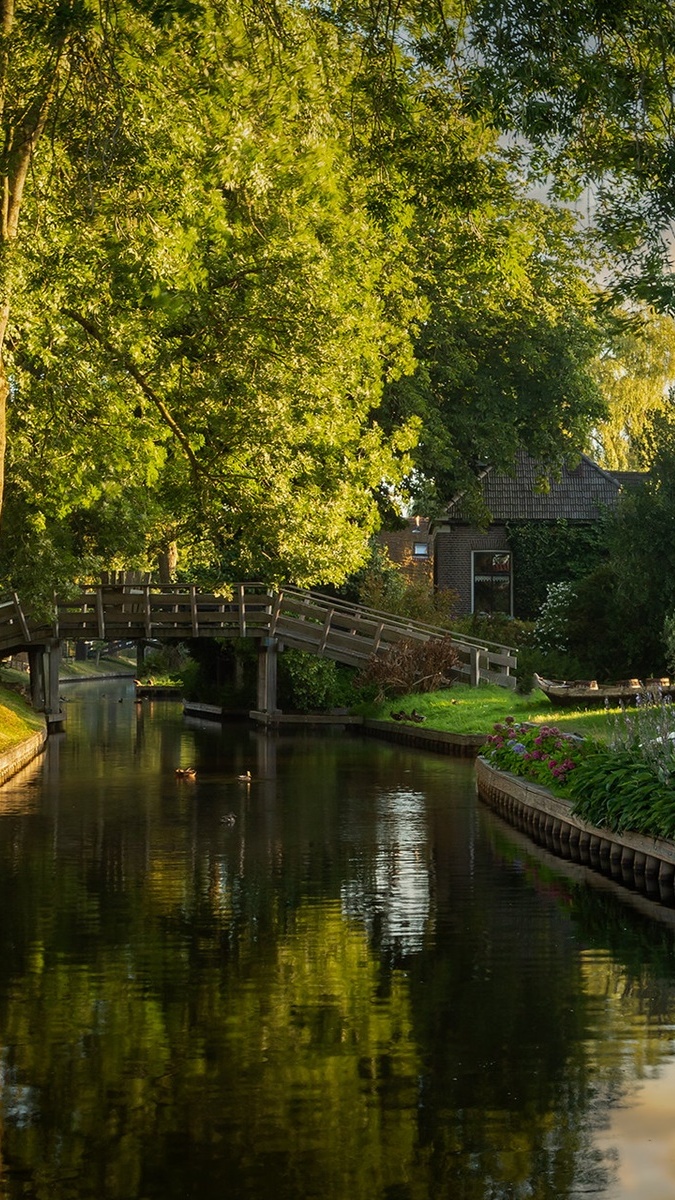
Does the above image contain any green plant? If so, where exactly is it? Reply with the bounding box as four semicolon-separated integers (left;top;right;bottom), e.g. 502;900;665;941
277;651;357;712
507;519;608;620
483;717;591;791
568;750;675;838
664;611;675;676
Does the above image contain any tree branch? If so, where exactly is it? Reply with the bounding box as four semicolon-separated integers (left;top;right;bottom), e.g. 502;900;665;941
63;309;202;485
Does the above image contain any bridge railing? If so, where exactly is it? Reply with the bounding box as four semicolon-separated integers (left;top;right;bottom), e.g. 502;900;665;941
0;582;518;689
268;585;518;688
53;582;274;641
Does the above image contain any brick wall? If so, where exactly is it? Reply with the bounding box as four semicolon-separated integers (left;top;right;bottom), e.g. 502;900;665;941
433;523;510;614
377;517;432;580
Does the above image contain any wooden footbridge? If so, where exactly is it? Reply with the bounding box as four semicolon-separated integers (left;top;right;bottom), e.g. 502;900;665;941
0;582;517;729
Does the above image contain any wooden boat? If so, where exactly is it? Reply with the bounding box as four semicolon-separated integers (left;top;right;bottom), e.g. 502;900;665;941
533;673;671;707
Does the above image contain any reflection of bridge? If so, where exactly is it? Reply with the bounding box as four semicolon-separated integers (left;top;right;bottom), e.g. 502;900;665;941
0;583;517;730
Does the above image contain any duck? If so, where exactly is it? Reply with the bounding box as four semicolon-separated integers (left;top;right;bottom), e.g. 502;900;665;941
390;711;406;721
221;812;237;826
410;710;426;724
175;766;197;778
237;770;252;783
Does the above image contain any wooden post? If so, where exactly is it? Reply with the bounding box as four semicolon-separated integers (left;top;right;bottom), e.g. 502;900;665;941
136;640;147;675
44;641;64;732
257;637;279;714
27;645;45;711
468;645;481;687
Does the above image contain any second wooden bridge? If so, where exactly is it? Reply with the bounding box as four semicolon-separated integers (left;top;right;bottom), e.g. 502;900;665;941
0;582;518;728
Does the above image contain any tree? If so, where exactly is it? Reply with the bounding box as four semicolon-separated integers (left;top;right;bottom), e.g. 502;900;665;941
372;80;608;513
590;307;675;469
462;0;675;305
2;1;422;591
555;415;675;677
0;0;618;598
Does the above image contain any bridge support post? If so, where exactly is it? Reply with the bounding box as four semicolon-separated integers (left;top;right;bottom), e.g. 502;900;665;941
28;642;64;733
27;646;45;711
257;637;280;715
136;640;148;676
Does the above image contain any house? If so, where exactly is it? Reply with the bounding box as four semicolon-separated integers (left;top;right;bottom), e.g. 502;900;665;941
430;451;643;617
377;515;432;580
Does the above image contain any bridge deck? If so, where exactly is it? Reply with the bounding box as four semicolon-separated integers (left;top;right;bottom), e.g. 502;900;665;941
0;583;517;688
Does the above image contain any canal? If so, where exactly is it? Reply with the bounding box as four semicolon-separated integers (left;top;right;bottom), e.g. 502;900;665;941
0;679;675;1198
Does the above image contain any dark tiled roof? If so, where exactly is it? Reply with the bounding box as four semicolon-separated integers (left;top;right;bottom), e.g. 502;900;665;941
446;452;622;522
609;470;648;490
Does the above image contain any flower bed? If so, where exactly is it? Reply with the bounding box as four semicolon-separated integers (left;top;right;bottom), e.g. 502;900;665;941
483;703;675;843
483;717;590;793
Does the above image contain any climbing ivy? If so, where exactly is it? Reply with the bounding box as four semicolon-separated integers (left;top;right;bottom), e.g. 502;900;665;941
506;520;609;620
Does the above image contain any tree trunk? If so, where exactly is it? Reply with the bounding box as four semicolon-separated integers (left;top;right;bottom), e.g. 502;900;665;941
158;541;178;584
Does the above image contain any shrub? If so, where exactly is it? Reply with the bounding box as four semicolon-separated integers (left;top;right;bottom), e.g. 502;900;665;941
357;635;460;701
277;651;357;712
351;546;460;626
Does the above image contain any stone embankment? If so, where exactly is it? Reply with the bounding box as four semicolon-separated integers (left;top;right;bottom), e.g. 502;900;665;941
0;728;47;786
476;756;675;906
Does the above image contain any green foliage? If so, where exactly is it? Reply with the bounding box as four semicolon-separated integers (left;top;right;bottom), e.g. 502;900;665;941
665;612;675;676
277;651;357;713
568;751;675;839
464;0;675;302
383;171;607;511
0;0;616;601
566;694;675;838
507;520;608;621
483;718;591;792
350;546;459;626
590;307;675;470
557;418;675;677
142;643;190;681
534;582;576;654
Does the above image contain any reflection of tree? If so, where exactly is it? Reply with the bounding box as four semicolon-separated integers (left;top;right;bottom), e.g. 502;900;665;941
4;709;675;1198
0;901;428;1200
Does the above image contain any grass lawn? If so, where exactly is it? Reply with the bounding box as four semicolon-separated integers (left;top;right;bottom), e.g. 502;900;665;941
365;684;619;742
59;653;137;678
0;685;45;753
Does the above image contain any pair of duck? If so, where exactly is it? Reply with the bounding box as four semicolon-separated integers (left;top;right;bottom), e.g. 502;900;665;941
390;709;426;724
175;767;252;781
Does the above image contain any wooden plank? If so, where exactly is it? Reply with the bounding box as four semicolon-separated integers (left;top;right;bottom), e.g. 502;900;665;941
318;609;334;655
480;667;518;690
237;584;246;637
484;649;518;670
144;587;152;638
96;588;106;639
12;592;30;643
269;590;284;636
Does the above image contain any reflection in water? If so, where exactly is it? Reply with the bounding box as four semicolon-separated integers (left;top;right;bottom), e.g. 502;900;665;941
342;788;431;953
0;683;673;1197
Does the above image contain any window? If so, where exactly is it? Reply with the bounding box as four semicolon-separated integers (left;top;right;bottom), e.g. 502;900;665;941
472;551;512;614
412;541;429;557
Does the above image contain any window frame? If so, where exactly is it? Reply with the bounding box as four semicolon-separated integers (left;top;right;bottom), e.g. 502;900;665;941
471;550;513;615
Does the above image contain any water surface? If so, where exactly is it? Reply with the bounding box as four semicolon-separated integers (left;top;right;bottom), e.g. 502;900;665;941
0;680;674;1198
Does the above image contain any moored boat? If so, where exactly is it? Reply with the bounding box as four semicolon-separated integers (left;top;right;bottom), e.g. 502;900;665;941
533;672;671;707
